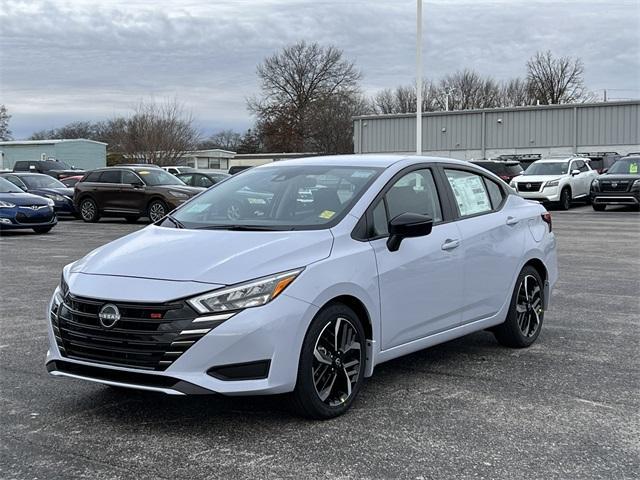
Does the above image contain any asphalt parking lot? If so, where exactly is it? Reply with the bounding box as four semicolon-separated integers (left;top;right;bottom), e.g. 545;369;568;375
1;206;638;480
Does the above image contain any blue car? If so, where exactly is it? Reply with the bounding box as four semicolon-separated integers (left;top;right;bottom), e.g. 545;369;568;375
0;172;77;217
0;177;57;233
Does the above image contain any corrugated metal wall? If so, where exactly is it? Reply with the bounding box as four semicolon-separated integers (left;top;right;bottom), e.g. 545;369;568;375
0;141;106;170
354;101;640;154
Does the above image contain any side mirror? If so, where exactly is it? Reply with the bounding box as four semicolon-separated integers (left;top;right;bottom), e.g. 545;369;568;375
571;169;580;176
386;212;433;252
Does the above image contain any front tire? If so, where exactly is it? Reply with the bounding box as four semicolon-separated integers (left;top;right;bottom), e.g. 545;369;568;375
147;200;167;223
558;187;571;210
79;197;100;222
291;303;366;419
493;266;544;348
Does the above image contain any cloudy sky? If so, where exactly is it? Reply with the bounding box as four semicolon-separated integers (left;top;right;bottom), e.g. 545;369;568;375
1;0;639;139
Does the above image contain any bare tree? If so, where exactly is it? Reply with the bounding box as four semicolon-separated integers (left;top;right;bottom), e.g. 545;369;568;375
435;70;501;110
0;105;12;141
498;78;534;107
371;81;440;114
248;41;362;152
526;51;591;104
120;99;200;165
199;129;242;151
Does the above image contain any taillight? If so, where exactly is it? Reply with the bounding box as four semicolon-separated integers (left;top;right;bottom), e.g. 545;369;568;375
541;212;552;232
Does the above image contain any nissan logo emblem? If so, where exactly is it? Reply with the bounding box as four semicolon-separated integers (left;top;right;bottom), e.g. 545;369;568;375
526;183;532;189
611;183;618;188
98;304;121;329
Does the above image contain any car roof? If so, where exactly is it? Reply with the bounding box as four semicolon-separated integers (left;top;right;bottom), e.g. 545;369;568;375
255;154;472;169
2;172;50;177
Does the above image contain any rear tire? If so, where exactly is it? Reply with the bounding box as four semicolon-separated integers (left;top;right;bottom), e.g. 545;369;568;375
558;187;571;210
592;204;606;211
79;198;100;222
33;226;53;234
493;266;544;348
290;303;366;419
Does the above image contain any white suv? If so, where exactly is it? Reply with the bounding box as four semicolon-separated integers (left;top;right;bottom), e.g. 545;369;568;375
510;157;598;209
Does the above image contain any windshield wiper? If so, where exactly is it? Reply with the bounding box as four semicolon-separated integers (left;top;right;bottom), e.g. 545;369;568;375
162;214;185;229
195;224;290;231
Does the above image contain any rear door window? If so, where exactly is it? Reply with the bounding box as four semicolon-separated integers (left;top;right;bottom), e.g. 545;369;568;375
122;171;141;184
84;171;102;182
99;170;122;183
445;169;492;217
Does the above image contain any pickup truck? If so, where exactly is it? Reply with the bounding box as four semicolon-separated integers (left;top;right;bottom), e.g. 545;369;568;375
13;159;85;180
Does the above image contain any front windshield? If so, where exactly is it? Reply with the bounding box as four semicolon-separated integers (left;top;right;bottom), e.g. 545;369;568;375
524;162;569;176
608;158;639;175
170;165;382;230
136;169;186;186
0;177;23;193
21;175;66;189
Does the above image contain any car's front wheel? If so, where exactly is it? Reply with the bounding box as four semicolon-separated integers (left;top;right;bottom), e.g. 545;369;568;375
291;303;366;419
493;266;544;348
147;200;167;223
79;198;100;222
558;187;571;210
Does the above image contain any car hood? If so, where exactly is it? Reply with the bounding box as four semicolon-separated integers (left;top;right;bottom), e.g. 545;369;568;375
71;225;334;285
600;174;640;181
0;191;51;206
513;175;565;183
32;187;74;197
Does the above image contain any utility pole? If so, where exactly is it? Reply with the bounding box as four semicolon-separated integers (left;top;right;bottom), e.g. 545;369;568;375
416;0;423;155
603;89;607;102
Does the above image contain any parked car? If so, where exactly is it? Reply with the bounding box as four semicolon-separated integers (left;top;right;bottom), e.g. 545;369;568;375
470;160;523;183
510;157;598;210
228;165;252;175
13;159;84;179
162;166;196;175
590;156;640;211
74;166;203;223
60;175;84;188
175;170;230;188
47;155;558;419
0;172;77;217
0;177;57;234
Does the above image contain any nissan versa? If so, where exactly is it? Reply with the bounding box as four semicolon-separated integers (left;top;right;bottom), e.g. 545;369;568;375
46;155;558;419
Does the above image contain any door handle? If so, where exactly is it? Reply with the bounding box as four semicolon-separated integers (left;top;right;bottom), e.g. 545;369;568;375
441;239;460;251
506;216;519;226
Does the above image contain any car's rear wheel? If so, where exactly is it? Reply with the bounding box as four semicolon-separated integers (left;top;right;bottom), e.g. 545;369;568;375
33;226;53;234
148;200;167;223
291;303;365;419
80;198;100;222
592;204;606;211
558;187;571;210
493;266;544;348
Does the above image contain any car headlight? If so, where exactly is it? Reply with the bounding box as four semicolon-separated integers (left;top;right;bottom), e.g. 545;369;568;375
591;178;600;190
0;200;16;208
46;198;55;207
545;179;560;188
187;268;303;314
169;190;189;199
44;193;65;202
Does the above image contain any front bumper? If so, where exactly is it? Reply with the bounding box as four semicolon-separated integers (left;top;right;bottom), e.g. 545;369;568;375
52;199;77;215
517;186;560;203
0;209;57;230
590;191;640;205
45;290;319;396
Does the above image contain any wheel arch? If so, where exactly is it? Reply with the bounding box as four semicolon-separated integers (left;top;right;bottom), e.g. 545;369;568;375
523;257;548;284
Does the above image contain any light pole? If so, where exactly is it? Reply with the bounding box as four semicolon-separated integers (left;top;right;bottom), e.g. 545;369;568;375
416;0;422;155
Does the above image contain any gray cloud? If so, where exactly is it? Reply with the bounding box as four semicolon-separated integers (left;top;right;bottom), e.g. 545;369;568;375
1;0;638;139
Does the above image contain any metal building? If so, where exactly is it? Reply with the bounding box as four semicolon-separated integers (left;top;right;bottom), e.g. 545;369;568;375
353;100;640;159
0;139;107;171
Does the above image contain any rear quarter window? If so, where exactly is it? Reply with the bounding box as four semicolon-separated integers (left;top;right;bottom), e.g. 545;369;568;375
84;171;102;182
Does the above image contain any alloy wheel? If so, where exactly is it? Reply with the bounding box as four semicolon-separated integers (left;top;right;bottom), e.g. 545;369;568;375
516;275;543;337
149;202;166;222
81;200;95;220
312;317;362;406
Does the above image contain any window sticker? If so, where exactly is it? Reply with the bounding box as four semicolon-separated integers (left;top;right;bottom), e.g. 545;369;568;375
630;163;638;174
319;210;335;219
448;175;491;216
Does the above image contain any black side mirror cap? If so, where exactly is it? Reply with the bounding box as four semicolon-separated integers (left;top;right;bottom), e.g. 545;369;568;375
387;212;433;252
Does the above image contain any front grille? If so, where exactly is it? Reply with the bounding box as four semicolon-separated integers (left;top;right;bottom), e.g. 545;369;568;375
16;212;54;224
517;182;543;192
600;181;631;192
51;294;227;371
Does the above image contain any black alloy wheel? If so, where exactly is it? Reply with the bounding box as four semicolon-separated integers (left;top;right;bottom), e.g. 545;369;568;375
291;303;365;419
80;198;100;222
494;266;544;348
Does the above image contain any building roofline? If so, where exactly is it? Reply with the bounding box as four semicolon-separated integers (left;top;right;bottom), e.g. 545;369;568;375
0;138;108;146
352;100;640;120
